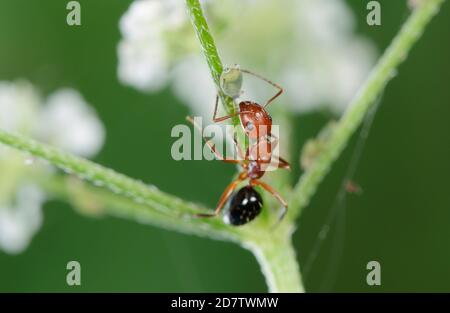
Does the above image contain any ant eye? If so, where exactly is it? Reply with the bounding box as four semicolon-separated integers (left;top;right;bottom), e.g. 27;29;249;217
220;64;243;98
246;122;255;131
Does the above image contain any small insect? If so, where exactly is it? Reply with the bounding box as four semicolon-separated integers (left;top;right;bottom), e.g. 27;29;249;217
186;116;290;225
345;180;363;195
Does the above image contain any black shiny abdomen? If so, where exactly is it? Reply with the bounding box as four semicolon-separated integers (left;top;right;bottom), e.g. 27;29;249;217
224;186;263;226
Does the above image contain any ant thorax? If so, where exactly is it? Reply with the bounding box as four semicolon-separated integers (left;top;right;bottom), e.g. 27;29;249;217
247;160;264;179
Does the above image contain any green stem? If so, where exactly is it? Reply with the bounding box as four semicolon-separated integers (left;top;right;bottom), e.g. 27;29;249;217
244;228;303;292
0;129;241;241
289;0;445;219
185;0;238;124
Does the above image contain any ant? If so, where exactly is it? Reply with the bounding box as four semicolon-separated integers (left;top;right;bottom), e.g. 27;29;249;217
186;116;290;226
186;65;291;225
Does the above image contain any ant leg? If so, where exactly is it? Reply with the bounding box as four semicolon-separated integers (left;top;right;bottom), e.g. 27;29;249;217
277;156;291;169
232;132;245;160
272;155;291;170
213;94;239;123
262;133;290;169
195;177;245;218
240;69;284;108
212;94;254;123
250;179;288;221
251;155;290;169
250;180;288;208
186;116;240;164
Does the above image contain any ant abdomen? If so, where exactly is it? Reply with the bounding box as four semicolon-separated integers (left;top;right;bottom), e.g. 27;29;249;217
224;186;263;226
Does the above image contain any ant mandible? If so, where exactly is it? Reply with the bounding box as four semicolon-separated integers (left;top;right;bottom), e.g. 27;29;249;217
186;116;290;226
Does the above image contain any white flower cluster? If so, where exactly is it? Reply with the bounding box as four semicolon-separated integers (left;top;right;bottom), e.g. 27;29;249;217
117;0;376;118
117;0;186;91
0;81;105;254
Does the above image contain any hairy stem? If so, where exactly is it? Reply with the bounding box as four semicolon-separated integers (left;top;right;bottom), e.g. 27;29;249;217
244;228;303;292
0;129;241;241
289;0;445;219
185;0;239;125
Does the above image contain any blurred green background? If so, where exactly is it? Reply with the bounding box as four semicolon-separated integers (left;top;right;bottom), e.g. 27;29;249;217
0;0;449;292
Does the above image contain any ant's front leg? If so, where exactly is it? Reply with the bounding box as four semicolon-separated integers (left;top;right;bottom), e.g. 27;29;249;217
212;94;253;123
186;116;240;164
212;94;239;123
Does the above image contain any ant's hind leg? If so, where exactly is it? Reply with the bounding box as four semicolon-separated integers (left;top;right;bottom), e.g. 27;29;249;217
240;69;284;108
250;179;288;222
194;178;243;218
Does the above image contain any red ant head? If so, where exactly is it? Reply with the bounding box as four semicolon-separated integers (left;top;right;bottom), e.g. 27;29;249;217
239;101;272;139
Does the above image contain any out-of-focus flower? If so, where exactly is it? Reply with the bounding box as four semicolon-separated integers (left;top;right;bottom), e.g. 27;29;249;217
117;0;187;91
0;80;105;254
0;184;44;254
37;89;105;157
0;81;40;136
117;0;376;117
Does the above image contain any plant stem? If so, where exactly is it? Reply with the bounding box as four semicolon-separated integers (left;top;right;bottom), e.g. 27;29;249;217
289;0;445;219
185;0;239;124
44;173;304;292
244;227;303;292
0;129;241;241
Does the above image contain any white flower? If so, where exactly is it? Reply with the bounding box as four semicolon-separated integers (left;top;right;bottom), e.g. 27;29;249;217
117;0;187;91
0;184;44;254
117;0;377;116
36;89;105;158
0;81;40;135
171;56;216;119
0;80;105;254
